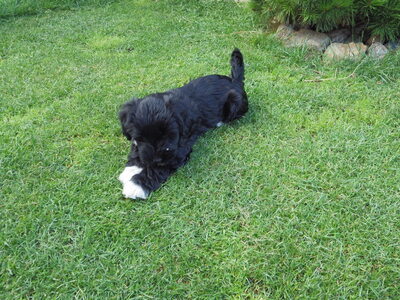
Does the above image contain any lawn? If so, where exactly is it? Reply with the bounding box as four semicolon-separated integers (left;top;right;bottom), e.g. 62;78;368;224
1;0;399;298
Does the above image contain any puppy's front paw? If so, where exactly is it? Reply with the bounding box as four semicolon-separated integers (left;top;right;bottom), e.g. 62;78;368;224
122;180;148;199
118;166;143;183
119;165;147;199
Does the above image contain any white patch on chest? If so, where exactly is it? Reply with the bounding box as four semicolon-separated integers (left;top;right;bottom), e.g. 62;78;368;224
163;94;173;102
216;122;224;127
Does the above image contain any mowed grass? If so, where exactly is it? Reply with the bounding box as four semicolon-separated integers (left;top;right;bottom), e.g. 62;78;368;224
1;0;399;298
0;0;116;17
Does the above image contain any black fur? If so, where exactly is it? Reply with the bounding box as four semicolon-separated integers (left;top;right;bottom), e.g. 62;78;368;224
119;49;248;197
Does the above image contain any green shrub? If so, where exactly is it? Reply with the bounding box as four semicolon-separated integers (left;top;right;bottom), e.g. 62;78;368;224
0;0;115;17
251;0;400;41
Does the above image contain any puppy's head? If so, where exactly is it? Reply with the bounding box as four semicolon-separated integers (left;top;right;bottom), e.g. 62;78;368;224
119;96;179;166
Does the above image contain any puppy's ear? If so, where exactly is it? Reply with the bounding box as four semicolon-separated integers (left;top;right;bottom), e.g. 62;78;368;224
118;99;137;140
222;90;244;122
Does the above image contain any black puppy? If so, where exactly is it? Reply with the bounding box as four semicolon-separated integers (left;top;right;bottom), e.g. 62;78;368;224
118;49;248;199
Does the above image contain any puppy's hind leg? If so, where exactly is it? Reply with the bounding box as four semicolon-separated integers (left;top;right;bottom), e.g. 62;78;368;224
222;90;248;123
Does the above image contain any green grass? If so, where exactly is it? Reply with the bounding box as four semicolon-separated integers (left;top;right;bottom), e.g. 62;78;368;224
0;0;115;17
1;0;399;298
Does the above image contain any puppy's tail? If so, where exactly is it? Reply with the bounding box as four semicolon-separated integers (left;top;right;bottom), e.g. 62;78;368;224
230;48;245;84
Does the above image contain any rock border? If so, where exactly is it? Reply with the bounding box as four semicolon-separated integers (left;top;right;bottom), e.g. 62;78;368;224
275;24;399;60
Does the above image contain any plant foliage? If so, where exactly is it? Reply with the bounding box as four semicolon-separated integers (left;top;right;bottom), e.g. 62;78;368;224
251;0;400;41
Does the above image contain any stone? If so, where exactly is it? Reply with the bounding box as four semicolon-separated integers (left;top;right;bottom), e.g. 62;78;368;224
368;42;389;59
267;18;281;32
275;24;294;40
324;42;368;60
284;29;331;51
327;28;351;43
347;42;368;57
385;40;400;51
366;35;383;46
